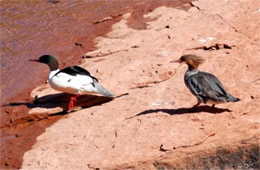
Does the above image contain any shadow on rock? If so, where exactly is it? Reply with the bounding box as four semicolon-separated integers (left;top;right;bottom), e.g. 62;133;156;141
127;105;231;119
7;92;114;111
0;93;113;169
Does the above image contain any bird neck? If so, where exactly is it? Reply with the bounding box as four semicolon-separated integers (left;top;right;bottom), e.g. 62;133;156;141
188;65;198;71
185;59;199;70
47;59;59;71
185;69;199;79
48;69;60;80
188;64;198;70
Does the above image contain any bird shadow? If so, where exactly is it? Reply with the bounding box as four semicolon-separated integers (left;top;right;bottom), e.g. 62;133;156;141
6;92;114;112
127;105;231;119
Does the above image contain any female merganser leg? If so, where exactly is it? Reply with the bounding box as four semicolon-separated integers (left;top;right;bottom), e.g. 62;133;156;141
192;101;201;108
69;94;80;110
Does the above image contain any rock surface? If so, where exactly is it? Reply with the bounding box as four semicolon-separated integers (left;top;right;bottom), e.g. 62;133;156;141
1;0;260;169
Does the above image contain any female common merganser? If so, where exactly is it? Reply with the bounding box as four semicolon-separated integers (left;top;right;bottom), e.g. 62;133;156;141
171;54;240;108
29;55;115;110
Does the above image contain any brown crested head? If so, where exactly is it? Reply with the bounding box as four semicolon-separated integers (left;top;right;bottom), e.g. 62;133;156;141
179;54;204;70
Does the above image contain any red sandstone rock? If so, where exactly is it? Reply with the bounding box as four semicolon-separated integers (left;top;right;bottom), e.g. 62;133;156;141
1;0;259;169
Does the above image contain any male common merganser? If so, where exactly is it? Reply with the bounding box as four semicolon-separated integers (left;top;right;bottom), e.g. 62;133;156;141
171;54;240;108
29;55;115;110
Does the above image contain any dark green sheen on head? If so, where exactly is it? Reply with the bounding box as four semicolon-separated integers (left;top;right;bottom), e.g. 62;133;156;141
38;55;55;63
39;55;59;71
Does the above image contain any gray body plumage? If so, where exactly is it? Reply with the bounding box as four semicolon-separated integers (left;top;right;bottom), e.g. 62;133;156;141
184;69;240;104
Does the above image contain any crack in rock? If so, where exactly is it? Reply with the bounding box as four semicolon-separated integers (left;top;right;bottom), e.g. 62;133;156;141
93;14;123;24
83;49;129;58
130;72;175;89
187;43;235;51
216;14;238;33
158;133;216;153
215;14;259;45
1;111;68;128
190;1;202;11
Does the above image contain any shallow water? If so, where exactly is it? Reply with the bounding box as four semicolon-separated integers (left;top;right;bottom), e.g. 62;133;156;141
0;0;191;104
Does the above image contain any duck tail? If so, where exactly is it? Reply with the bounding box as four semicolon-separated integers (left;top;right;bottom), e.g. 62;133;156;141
226;93;240;102
93;82;115;98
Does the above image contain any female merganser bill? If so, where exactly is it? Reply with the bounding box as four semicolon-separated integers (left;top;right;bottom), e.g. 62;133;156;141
29;55;115;110
171;54;240;108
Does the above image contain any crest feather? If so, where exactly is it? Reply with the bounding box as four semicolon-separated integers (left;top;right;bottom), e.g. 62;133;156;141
181;54;205;65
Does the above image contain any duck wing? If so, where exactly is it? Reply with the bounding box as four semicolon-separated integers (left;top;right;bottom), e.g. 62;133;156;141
55;66;98;82
186;71;228;102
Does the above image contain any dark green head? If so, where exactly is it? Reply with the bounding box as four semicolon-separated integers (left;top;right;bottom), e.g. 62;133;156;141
29;55;59;71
